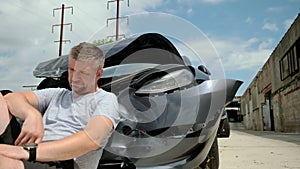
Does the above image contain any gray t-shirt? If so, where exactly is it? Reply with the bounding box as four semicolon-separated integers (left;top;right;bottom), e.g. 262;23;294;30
33;88;119;169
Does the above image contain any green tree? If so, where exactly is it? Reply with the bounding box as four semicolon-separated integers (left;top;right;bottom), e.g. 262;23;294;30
93;39;114;46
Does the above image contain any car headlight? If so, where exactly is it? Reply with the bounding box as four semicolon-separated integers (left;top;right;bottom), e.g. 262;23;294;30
135;69;194;94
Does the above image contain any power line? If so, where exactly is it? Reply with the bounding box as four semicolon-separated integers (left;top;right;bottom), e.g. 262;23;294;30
107;0;129;41
52;4;73;56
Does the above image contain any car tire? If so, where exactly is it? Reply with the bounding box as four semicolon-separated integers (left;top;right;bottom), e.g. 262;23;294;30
199;136;219;169
222;118;230;137
217;117;230;138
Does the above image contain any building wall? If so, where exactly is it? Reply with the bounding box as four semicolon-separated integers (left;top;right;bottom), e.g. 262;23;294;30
272;80;300;132
240;13;300;132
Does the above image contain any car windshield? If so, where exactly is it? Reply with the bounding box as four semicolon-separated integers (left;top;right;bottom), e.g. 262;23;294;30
102;63;159;78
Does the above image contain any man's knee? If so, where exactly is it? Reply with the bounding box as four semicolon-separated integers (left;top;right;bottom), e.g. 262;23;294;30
0;154;24;169
0;92;11;135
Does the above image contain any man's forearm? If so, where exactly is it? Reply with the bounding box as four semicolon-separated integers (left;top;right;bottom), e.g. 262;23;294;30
0;131;98;162
4;92;40;120
36;131;99;162
36;116;113;162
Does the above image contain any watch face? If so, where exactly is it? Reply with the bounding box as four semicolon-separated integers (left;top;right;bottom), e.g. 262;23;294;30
24;143;38;148
23;143;38;162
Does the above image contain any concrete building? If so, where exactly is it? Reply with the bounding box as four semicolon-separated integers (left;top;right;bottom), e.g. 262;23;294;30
240;13;300;132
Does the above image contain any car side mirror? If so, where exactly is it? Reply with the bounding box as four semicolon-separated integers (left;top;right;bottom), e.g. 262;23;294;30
198;65;211;75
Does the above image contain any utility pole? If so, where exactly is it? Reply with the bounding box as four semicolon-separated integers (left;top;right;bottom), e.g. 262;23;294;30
52;4;73;56
107;0;129;41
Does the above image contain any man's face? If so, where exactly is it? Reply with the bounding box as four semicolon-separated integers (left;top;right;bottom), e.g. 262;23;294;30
68;57;101;97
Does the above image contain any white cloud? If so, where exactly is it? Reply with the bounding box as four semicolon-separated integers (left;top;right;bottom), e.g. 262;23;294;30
262;22;279;32
283;19;293;30
258;38;274;50
245;17;254;24
173;35;273;81
121;0;164;14
266;7;282;13
187;8;193;16
0;0;165;92
210;37;272;71
243;38;259;48
201;0;224;4
177;0;224;5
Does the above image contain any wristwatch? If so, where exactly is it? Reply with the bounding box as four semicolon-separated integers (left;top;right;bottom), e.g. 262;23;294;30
23;143;38;161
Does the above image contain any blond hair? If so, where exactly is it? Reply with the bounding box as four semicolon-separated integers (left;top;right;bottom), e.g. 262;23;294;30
70;42;105;69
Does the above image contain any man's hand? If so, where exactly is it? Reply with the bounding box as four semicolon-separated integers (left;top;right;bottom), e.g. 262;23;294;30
15;112;44;146
4;92;44;146
0;144;29;161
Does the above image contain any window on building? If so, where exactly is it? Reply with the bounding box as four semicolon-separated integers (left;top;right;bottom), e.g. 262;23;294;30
290;46;299;75
280;54;290;80
297;39;300;71
279;39;300;81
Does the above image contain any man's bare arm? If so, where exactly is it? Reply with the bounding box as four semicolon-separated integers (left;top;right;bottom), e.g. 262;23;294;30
37;115;113;161
5;92;40;118
4;92;44;145
0;116;113;162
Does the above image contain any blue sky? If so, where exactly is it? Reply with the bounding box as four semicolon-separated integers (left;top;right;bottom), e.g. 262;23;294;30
0;0;299;96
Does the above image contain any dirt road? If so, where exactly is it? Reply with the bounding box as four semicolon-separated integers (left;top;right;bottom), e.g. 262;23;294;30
218;123;300;169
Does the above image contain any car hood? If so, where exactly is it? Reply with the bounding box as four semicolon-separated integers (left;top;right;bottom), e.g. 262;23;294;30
33;33;184;78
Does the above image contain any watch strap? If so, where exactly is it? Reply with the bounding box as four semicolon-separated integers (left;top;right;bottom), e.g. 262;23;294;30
28;147;36;162
23;143;37;162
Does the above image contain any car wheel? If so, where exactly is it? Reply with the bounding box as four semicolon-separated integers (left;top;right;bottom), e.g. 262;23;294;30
217;117;231;138
222;118;230;137
199;136;219;169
